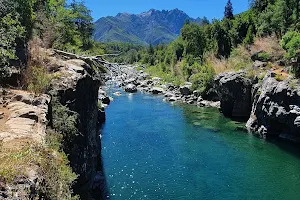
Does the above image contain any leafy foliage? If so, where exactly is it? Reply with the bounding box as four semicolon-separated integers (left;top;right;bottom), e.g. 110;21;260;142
25;65;52;94
51;96;78;153
190;63;215;93
280;31;300;59
0;13;25;66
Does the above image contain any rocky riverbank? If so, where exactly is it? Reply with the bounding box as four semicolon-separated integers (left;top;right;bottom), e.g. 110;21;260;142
104;63;300;143
104;65;221;108
0;50;107;199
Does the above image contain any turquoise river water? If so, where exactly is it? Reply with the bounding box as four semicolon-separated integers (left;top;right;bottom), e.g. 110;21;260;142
100;86;300;200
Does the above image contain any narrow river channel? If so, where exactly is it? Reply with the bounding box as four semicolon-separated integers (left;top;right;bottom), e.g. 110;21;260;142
100;85;300;200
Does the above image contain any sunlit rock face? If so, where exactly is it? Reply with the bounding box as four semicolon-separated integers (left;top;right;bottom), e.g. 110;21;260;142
247;72;300;142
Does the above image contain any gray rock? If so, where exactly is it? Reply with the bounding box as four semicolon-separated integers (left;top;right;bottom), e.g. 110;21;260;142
164;92;174;98
246;72;300;142
252;60;267;69
197;96;203;102
193;90;200;97
198;100;221;108
168;96;178;102
150;87;164;95
125;84;137;93
124;78;137;85
214;71;253;118
294;116;300;127
179;85;191;96
166;83;175;91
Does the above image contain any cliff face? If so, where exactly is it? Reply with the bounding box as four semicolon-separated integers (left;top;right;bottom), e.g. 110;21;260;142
214;72;253;119
247;72;300;142
0;52;106;199
50;58;106;198
213;70;300;143
0;90;50;199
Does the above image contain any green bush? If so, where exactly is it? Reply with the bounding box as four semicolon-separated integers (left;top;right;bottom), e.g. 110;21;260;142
0;133;78;200
0;13;25;66
41;129;78;200
51;97;78;152
275;73;286;81
26;66;52;94
280;31;300;59
257;52;271;61
191;63;215;93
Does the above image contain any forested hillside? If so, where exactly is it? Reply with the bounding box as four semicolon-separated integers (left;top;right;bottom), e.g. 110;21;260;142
0;0;105;70
93;9;209;45
114;0;299;94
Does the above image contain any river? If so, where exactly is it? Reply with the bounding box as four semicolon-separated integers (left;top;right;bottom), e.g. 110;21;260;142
100;85;300;200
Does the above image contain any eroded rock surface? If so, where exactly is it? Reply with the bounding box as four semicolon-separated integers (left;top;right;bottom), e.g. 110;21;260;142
0;91;50;143
214;72;253;118
247;72;300;142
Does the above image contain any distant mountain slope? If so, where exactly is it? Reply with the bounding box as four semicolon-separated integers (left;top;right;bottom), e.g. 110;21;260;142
94;9;202;45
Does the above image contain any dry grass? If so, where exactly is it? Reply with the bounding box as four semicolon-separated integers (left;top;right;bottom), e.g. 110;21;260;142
28;37;51;67
272;66;289;81
206;54;229;74
206;47;252;74
0;140;39;182
251;36;285;59
0;134;78;199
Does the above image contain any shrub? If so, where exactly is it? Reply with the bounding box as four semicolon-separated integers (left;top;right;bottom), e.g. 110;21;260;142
280;31;300;59
275;73;286;81
191;63;215;93
25;66;52;94
257;52;271;61
0;139;77;200
51;97;78;153
145;65;184;86
245;69;257;79
0;13;25;66
39;130;78;200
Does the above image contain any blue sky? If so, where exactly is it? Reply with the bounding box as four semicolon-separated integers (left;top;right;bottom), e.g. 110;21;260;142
81;0;249;21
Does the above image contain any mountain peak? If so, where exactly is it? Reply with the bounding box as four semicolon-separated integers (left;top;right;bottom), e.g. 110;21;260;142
139;9;157;17
94;9;200;45
116;12;133;17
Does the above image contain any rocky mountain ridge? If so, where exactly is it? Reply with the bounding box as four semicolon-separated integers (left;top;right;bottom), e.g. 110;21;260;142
94;9;204;45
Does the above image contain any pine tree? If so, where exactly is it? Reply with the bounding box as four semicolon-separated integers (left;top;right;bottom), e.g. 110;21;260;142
224;0;234;19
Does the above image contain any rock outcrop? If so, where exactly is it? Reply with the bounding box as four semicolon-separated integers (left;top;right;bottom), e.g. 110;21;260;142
50;58;105;198
214;72;253;118
0;89;50;199
125;84;137;93
247;72;300;142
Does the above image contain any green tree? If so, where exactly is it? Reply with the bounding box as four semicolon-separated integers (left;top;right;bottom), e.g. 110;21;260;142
212;20;232;58
69;1;94;50
0;14;25;66
181;23;207;59
224;0;234;19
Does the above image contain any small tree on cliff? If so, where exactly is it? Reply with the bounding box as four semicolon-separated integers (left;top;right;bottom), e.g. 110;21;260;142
224;0;234;19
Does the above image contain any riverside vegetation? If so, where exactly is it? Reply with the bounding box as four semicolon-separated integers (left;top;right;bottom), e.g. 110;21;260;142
0;0;106;199
0;0;299;199
107;0;300;141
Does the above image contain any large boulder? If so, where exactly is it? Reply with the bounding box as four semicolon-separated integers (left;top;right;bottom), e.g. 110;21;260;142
124;78;137;86
0;67;21;87
214;72;253;118
125;84;137;93
150;87;164;95
179;85;191;96
246;72;300;142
